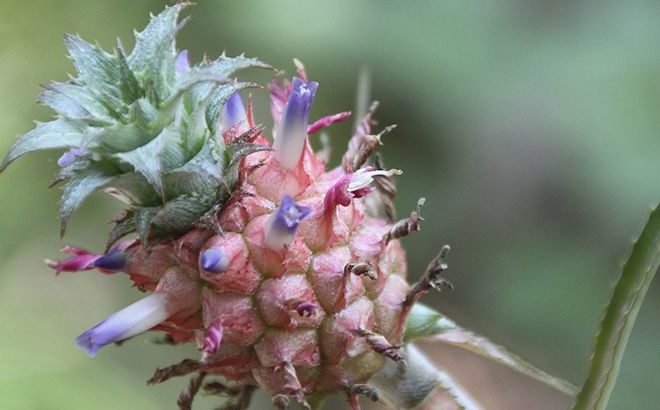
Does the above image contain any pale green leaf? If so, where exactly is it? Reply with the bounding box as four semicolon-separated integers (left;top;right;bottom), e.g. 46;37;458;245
128;3;188;103
128;3;187;72
134;207;159;245
64;34;122;107
164;72;258;109
206;53;272;80
49;157;92;188
103;172;160;207
205;82;261;135
410;303;578;396
94;121;155;154
150;193;214;235
158;127;189;172
403;303;458;342
106;211;136;251
0;119;84;172
114;128;184;198
573;204;660;410
117;49;143;103
163;141;221;199
128;98;159;126
59;168;113;236
38;82;112;123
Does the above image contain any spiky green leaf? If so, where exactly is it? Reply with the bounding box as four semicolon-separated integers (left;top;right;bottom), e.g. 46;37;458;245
205;82;261;135
94;121;155;153
59;168;113;236
128;3;188;103
171;54;269;109
1;119;84;172
64;34;121;106
113;127;182;197
409;303;578;396
50;156;92;188
104;172;160;206
208;53;272;80
117;49;143;103
163;141;222;199
134;207;159;245
181;83;218;153
106;211;136;251
151;193;215;235
403;303;458;343
573;205;660;410
38;82;112;123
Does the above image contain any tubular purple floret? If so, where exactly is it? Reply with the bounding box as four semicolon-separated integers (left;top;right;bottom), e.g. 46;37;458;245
175;49;190;73
75;293;172;357
273;77;318;169
265;195;312;251
221;92;248;133
57;148;88;167
202;321;223;356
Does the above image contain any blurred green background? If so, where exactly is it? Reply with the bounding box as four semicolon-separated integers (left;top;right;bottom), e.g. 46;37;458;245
0;1;658;409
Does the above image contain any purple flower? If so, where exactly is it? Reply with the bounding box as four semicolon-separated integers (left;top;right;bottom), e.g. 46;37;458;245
45;244;130;275
175;50;190;74
45;246;99;275
292;300;317;318
221;92;248;133
265;195;311;251
202;321;223;355
273;77;318;169
323;169;402;213
75;293;170;357
57;148;88;167
200;248;229;272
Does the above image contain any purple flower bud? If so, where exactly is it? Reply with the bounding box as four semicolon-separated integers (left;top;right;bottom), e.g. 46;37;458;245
202;321;223;355
175;50;190;74
273;77;318;169
57;148;88;167
265;195;312;251
221;92;247;133
93;250;127;271
75;293;170;357
200;248;229;272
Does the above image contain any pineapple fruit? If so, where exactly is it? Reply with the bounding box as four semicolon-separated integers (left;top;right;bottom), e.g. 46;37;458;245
1;4;576;410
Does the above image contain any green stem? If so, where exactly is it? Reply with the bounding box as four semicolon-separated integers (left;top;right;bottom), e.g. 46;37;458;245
573;204;660;410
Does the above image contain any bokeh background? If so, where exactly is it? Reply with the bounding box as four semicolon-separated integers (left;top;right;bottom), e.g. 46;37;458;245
0;1;658;409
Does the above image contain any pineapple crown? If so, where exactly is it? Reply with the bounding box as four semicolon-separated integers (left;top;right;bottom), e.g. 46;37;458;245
0;3;272;244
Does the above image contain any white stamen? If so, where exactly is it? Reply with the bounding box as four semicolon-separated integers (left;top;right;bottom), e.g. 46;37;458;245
348;169;402;192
